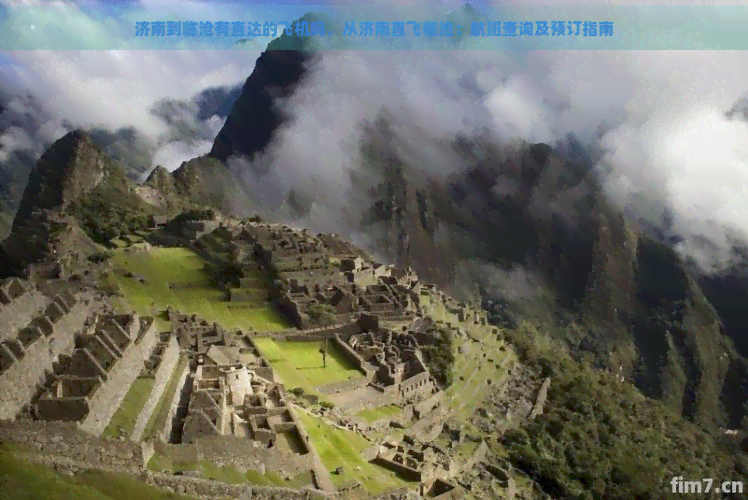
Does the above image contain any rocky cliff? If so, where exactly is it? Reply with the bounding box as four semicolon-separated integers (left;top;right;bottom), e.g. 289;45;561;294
13;130;107;222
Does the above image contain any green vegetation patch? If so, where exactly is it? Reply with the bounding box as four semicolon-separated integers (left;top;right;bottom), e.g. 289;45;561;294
102;377;155;438
143;355;188;440
147;450;313;488
501;322;747;500
419;325;456;386
253;338;364;389
67;161;158;243
106;247;290;332
356;405;402;423
423;294;511;421
293;410;417;493
0;447;196;500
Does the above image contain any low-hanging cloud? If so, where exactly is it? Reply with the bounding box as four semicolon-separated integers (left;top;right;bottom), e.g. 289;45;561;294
225;48;748;272
2;0;748;273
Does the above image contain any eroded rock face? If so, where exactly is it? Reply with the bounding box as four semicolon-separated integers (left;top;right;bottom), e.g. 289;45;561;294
15;130;106;222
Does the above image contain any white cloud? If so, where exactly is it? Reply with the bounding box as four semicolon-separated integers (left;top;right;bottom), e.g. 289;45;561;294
2;0;748;270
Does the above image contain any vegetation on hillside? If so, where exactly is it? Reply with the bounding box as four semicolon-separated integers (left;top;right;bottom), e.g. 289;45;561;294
172;208;215;223
501;322;748;500
66;160;156;242
306;303;336;325
419;325;455;386
0;446;195;500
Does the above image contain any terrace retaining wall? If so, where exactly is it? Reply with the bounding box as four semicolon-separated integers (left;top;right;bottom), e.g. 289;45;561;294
159;360;190;442
131;335;181;441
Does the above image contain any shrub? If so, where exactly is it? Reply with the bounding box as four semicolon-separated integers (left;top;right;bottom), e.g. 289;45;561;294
306;303;336;325
420;326;455;386
173;208;215;223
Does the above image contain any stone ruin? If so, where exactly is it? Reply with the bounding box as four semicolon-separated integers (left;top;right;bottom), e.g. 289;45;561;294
34;313;157;435
372;434;467;499
334;328;436;404
168;309;229;355
278;277;416;329
247;224;332;273
180;342;324;485
280;280;358;328
0;277;165;436
0;278;94;421
183;355;306;454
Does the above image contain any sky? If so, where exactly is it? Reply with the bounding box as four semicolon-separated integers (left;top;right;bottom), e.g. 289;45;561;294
1;0;748;270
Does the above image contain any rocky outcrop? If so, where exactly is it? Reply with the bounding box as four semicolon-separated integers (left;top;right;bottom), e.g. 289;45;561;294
14;130;106;222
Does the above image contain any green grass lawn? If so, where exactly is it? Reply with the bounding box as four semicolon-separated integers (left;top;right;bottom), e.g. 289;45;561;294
253;339;364;390
356;405;402;423
148;450;314;489
0;447;197;500
106;247;291;332
143;355;188;440
293;410;417;493
102;377;155;438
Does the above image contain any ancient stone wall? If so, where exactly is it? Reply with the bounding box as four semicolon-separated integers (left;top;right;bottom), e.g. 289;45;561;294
0;297;90;420
414;392;443;419
194;435;314;477
0;282;48;341
315;377;369;396
397;371;433;399
371;456;421;481
145;472;329;500
131;335;181;441
159;361;190;442
0;334;56;419
80;320;158;435
253;321;362;341
331;335;370;375
0;419;150;468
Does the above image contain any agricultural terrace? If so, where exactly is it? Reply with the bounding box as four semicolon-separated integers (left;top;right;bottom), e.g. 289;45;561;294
146;447;315;489
356;405;402;423
292;409;417;493
419;290;515;426
105;247;291;332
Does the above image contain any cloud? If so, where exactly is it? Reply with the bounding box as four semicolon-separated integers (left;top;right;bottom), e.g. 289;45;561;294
3;0;748;274
0;0;274;177
222;47;748;272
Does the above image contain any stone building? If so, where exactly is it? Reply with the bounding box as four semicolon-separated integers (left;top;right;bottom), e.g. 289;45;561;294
278;280;359;328
0;278;50;341
373;435;449;483
246;225;330;272
357;283;412;321
34;313;158;435
372;435;470;499
183;348;311;462
168;310;228;355
335;329;436;403
0;285;92;420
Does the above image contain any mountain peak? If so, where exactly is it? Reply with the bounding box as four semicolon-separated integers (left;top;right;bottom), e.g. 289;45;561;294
145;165;170;186
14;129;108;221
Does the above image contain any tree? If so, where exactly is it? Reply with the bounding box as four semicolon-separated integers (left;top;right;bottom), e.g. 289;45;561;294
320;339;328;367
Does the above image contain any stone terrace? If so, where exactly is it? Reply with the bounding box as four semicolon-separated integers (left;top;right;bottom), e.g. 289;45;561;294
0;282;94;421
34;313;158;435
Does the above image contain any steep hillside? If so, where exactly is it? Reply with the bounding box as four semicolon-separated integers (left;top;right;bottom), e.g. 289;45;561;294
174;13;748;433
345;118;743;431
0;131;187;277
